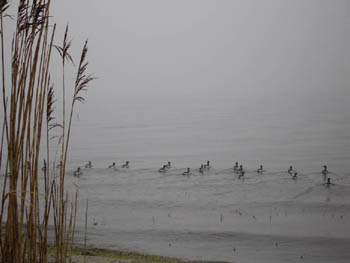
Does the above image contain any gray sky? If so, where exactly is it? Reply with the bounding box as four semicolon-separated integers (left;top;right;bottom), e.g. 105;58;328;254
50;0;350;120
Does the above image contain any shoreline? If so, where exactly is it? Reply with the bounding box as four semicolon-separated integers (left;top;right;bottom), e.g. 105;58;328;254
48;246;230;263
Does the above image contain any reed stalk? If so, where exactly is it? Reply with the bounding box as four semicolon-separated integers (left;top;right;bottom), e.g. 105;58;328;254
83;199;88;263
0;1;93;262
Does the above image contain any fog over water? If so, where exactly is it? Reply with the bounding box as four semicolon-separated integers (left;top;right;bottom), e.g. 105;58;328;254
48;0;350;172
5;1;350;262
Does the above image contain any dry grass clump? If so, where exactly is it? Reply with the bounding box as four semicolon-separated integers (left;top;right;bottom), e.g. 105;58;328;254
0;1;93;262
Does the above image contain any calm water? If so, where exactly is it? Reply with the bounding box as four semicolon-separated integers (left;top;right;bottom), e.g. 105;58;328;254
3;96;350;262
59;97;350;262
68;96;350;173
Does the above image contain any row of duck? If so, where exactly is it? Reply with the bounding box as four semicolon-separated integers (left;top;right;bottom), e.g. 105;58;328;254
68;160;332;183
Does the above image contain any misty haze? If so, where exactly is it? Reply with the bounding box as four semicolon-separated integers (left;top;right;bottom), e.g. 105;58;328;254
1;1;350;263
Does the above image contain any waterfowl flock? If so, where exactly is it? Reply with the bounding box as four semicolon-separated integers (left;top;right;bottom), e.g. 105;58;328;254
108;161;131;169
42;160;337;185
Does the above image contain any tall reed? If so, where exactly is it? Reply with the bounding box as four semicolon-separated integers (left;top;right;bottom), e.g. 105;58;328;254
0;1;93;262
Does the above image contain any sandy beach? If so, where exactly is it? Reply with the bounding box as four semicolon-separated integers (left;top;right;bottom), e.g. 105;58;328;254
50;255;118;263
48;248;228;263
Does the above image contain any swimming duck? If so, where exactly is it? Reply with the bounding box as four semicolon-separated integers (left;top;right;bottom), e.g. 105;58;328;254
74;167;82;177
238;171;245;178
108;162;116;168
257;165;264;173
159;165;167;173
165;162;171;169
199;164;204;174
85;161;92;168
325;177;334;186
292;172;298;179
233;162;239;171
288;166;294;174
182;168;191;176
322;165;328;176
122;161;129;168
